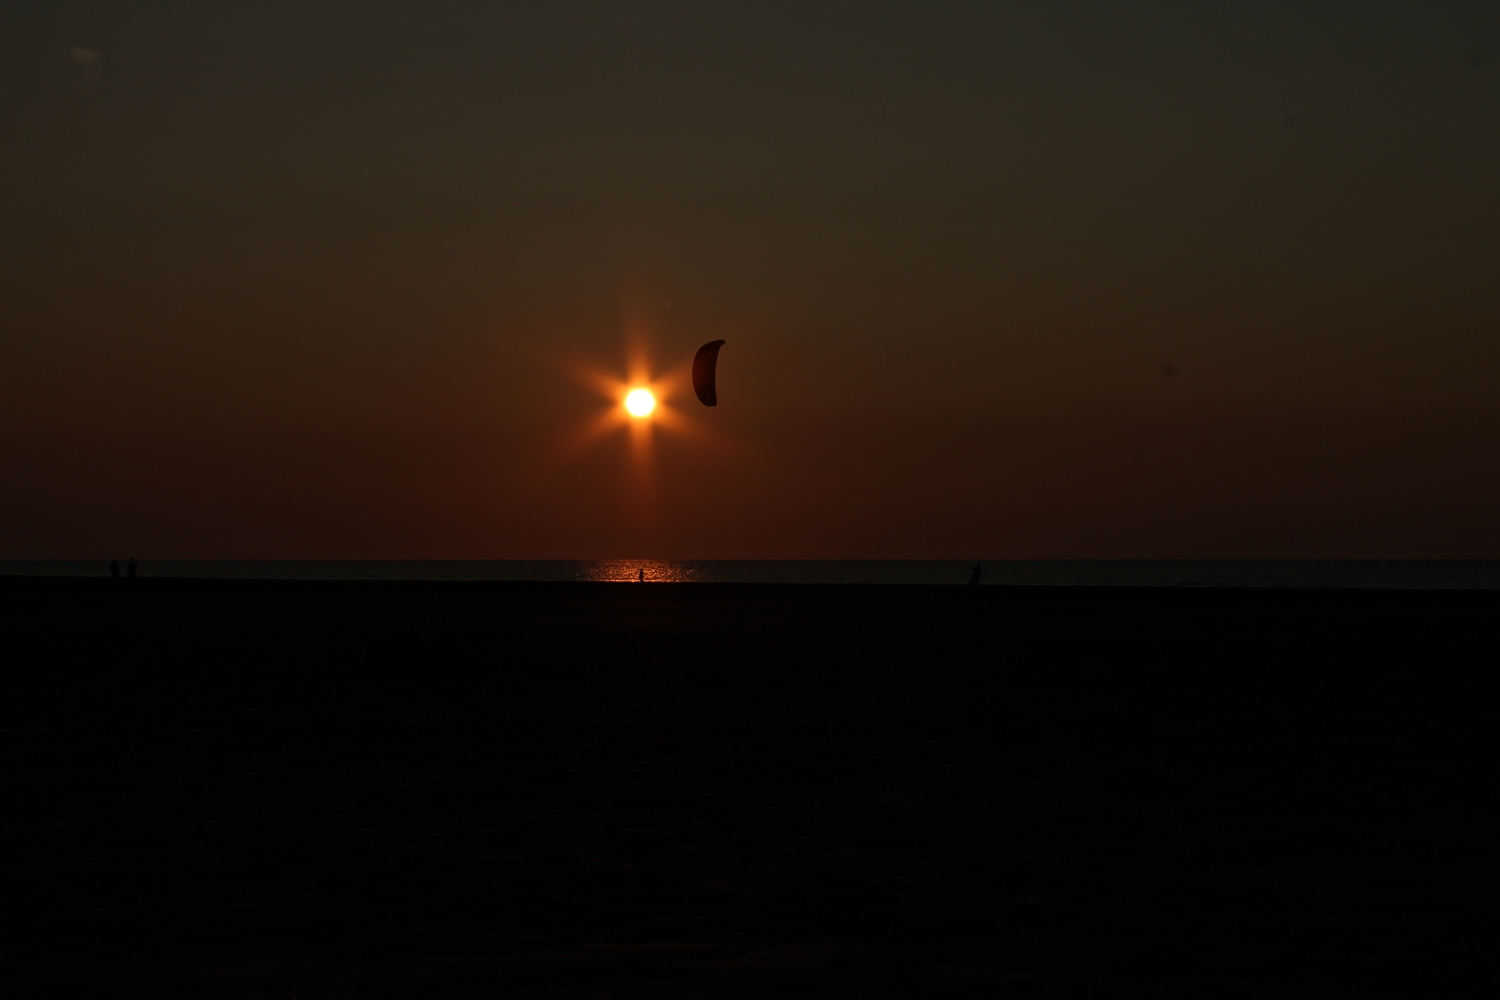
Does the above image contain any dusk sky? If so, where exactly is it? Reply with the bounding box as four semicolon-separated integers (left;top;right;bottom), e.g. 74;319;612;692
2;2;1497;559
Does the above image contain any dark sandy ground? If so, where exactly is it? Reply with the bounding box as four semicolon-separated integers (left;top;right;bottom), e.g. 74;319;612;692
3;578;1497;997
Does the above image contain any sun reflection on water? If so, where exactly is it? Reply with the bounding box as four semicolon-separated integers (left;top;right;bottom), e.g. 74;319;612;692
577;560;703;583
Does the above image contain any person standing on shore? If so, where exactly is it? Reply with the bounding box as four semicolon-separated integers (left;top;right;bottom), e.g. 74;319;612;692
110;559;120;579
967;562;982;586
127;557;137;579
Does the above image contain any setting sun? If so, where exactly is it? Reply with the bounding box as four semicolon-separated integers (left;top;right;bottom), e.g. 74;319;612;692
624;388;656;417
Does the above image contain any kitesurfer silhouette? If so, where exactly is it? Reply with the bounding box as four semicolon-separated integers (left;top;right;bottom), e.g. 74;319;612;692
965;563;982;586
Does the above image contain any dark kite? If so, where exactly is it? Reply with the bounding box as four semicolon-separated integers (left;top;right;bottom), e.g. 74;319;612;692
692;339;726;406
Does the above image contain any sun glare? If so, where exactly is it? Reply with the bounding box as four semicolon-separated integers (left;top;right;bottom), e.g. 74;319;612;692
559;342;725;474
624;388;656;417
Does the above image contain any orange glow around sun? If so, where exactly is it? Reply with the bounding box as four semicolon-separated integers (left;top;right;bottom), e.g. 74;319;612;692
554;330;734;499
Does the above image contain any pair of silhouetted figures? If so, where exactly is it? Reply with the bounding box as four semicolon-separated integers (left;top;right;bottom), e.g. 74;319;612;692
110;558;137;579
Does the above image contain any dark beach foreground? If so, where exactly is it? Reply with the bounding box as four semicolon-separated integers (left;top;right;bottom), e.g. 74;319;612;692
3;578;1497;997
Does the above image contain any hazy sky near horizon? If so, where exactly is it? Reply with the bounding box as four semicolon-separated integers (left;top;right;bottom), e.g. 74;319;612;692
2;1;1498;558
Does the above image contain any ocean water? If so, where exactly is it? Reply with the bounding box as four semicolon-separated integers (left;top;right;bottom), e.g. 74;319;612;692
3;560;1499;588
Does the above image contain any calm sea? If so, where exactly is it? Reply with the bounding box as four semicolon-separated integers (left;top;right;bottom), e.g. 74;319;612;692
2;560;1498;588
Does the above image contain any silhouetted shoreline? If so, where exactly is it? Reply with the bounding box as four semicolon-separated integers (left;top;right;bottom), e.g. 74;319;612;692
4;578;1496;996
4;559;1500;588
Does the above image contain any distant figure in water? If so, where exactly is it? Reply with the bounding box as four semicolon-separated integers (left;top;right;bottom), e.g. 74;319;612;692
127;557;137;579
638;567;646;583
110;559;120;579
966;562;982;586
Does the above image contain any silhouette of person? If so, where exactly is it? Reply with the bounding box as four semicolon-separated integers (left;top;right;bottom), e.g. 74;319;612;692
127;557;137;579
110;559;120;579
967;562;982;586
638;567;645;583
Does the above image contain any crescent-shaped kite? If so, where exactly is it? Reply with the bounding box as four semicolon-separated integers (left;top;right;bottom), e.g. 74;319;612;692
692;339;726;406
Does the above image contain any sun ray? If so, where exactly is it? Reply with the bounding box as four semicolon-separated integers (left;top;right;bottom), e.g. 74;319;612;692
553;403;629;467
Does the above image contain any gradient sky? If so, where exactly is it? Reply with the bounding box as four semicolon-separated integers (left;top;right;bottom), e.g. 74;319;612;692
2;1;1497;559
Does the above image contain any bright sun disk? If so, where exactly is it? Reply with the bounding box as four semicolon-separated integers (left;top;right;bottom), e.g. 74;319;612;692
624;388;656;417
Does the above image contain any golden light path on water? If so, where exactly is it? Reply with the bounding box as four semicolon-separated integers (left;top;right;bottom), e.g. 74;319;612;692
577;560;706;583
